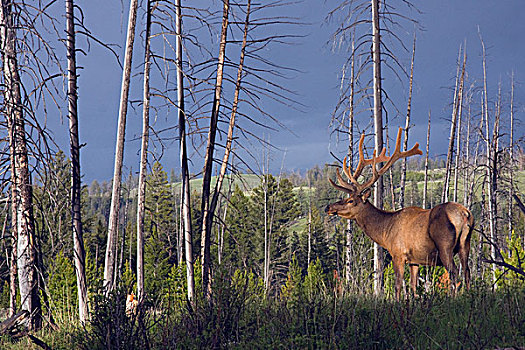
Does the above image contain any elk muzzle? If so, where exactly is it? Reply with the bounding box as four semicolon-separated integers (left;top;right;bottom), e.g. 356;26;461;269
325;203;337;216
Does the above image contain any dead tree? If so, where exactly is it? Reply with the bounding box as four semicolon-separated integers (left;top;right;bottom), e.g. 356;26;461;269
104;0;139;293
442;44;466;203
422;110;431;209
480;32;498;284
200;0;230;299
175;0;195;304
65;0;89;323
0;0;41;330
399;32;416;209
136;0;152;304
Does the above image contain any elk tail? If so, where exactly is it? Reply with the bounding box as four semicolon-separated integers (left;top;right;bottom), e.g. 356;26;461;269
461;208;474;242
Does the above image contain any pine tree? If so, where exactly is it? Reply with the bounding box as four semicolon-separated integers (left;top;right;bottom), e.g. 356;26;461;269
223;185;257;271
143;162;175;298
250;175;300;286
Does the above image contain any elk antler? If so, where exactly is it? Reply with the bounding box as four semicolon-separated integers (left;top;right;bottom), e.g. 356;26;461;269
334;127;422;195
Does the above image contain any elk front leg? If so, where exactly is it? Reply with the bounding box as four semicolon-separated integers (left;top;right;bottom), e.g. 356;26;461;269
393;257;405;301
409;264;419;296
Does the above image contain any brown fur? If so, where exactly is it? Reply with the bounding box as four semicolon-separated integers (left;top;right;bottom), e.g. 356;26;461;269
326;194;474;300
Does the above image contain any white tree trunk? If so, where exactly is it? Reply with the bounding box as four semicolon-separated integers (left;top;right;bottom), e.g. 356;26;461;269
422;110;431;209
200;0;230;299
175;0;195;304
66;0;88;322
0;0;41;329
371;0;384;295
399;33;416;209
104;0;138;293
136;0;151;303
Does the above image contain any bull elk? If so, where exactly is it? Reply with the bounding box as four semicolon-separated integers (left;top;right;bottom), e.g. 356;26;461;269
325;128;474;300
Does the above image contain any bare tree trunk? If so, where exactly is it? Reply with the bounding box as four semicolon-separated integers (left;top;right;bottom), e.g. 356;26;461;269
104;0;138;293
480;33;497;284
345;35;355;284
175;0;194;304
263;164;269;289
399;32;416;209
66;0;88;323
385;128;396;209
307;176;312;266
207;0;250;243
371;0;384;295
136;0;151;304
442;45;465;203
422;110;431;209
8;201;16;317
490;84;501;262
508;73;514;246
0;0;41;329
463;101;471;207
200;0;229;299
453;47;466;203
8;89;17;318
453;94;463;203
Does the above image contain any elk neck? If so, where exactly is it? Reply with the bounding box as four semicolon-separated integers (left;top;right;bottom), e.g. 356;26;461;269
353;200;395;248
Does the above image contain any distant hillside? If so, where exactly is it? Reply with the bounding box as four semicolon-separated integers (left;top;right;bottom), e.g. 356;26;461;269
170;174;261;194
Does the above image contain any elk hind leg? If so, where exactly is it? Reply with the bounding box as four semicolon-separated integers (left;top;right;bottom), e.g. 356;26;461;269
458;216;473;290
458;241;471;290
438;248;459;295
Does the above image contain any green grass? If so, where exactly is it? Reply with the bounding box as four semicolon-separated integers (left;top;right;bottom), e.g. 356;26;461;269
3;284;524;350
170;173;261;194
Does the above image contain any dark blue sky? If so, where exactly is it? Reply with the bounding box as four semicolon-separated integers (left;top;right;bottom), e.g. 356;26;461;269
55;0;525;183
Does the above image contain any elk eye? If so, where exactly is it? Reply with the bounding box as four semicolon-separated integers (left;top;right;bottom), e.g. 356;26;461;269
347;199;353;204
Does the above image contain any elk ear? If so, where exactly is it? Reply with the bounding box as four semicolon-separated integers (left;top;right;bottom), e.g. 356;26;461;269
360;188;371;202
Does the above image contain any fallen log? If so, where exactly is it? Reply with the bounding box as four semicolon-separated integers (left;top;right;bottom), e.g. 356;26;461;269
0;310;29;335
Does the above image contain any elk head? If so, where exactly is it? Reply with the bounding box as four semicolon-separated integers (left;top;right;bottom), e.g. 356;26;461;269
325;127;422;218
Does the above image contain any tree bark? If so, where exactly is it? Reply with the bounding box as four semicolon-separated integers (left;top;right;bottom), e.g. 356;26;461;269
345;36;355;284
175;0;195;304
453;47;467;203
480;33;497;284
104;0;138;293
422;110;431;209
0;0;41;329
66;0;88;323
200;0;229;299
399;33;416;209
136;0;151;303
371;0;384;295
508;73;514;245
442;45;465;203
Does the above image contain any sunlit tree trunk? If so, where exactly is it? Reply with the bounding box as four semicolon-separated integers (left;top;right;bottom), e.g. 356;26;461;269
399;32;416;209
463;102;471;207
0;0;41;329
200;0;229;299
136;0;151;304
442;45;465;203
344;37;355;283
175;0;195;303
480;34;497;284
66;0;88;322
507;73;514;246
453;47;466;203
104;0;138;293
371;0;384;295
422;110;431;209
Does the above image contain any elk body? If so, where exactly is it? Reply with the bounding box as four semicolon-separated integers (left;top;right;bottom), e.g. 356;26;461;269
326;128;474;300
